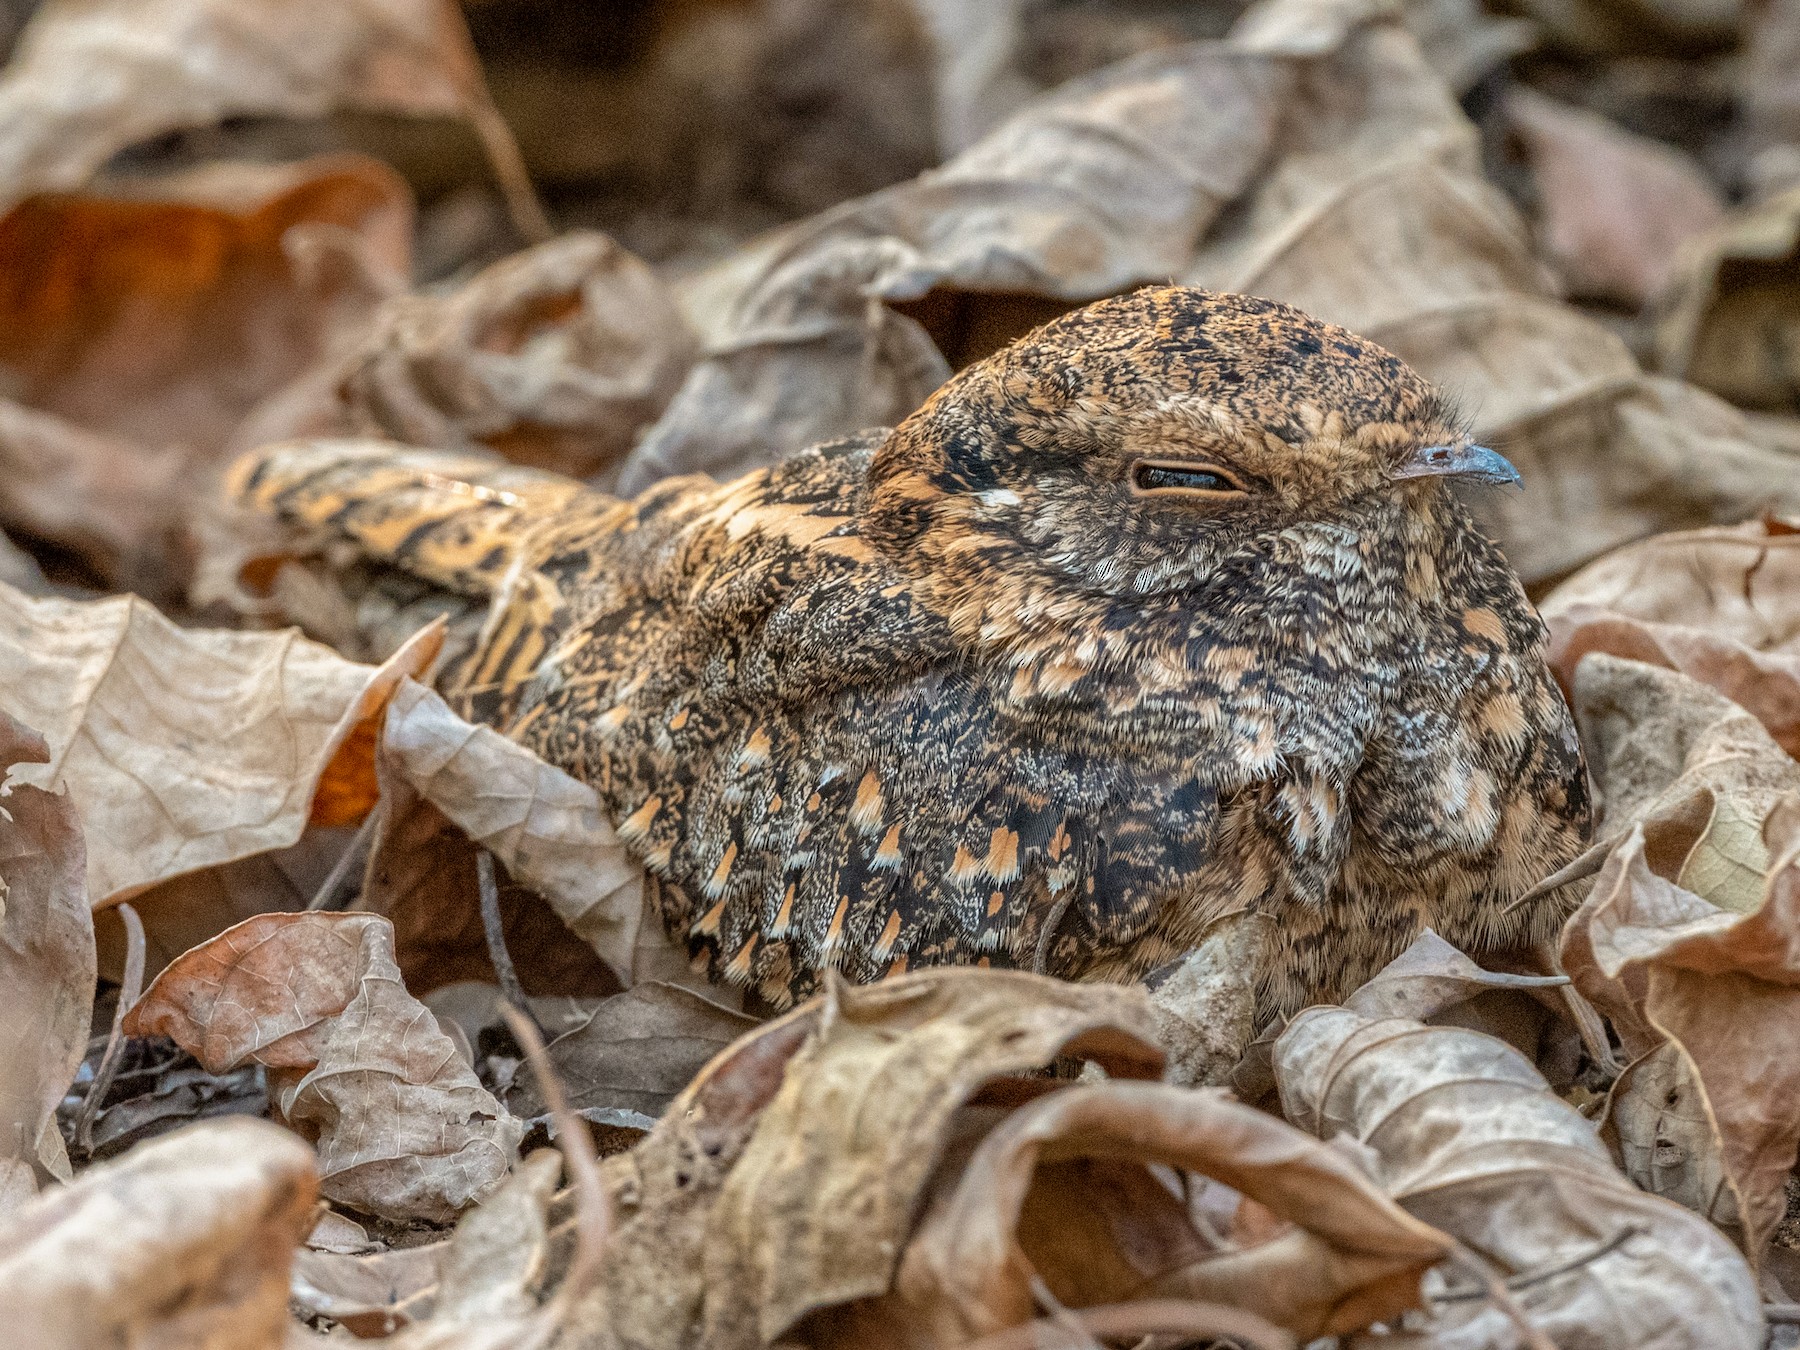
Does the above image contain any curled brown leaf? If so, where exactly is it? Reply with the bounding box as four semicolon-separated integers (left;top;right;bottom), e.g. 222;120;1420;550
238;232;697;482
125;911;522;1223
1561;802;1800;1258
876;1080;1451;1346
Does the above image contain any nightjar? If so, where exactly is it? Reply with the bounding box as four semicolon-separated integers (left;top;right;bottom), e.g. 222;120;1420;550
226;287;1591;1012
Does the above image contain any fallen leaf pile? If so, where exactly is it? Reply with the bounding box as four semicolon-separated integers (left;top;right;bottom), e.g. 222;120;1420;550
5;0;1800;1345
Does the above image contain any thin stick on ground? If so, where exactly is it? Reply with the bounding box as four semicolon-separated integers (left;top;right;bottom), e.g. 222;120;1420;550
74;902;145;1152
478;848;548;1043
500;1002;612;1335
958;1297;1295;1350
307;810;379;912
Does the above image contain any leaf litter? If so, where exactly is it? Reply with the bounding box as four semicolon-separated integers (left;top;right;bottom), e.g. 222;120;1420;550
4;0;1800;1345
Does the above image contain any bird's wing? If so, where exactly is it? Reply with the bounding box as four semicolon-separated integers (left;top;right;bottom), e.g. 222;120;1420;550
225;439;604;599
510;535;1224;1006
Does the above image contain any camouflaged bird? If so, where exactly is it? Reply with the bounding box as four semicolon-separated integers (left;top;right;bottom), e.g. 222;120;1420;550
227;287;1591;1013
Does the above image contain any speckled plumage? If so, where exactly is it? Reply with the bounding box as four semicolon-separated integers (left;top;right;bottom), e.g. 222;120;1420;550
228;287;1591;1012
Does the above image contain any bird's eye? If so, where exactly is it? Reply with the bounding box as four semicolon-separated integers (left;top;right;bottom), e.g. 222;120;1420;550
1131;460;1246;495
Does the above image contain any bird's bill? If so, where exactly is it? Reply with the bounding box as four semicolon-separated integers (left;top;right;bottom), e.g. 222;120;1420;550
1391;443;1521;486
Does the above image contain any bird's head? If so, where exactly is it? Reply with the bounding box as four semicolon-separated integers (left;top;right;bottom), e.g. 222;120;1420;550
866;286;1517;605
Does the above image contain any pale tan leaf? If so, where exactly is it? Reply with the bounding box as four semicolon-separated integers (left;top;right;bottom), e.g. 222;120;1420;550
125;911;522;1223
1275;1003;1762;1348
1144;911;1268;1088
374;678;648;984
1741;0;1800;198
505;981;759;1123
238;232;697;483
0;710;93;1210
1543;517;1800;758
1571;655;1800;848
1604;1042;1738;1232
366;1150;563;1349
291;1241;444;1337
0;580;438;909
1343;928;1567;1024
0;1117;317;1350
1655;183;1800;412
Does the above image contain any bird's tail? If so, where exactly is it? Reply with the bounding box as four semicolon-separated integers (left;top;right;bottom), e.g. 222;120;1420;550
222;439;606;601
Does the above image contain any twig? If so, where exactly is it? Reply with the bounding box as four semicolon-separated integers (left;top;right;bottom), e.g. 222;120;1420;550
478;848;547;1043
436;0;552;244
1764;1303;1800;1325
499;1002;611;1340
1029;1273;1103;1349
958;1298;1295;1350
74;902;145;1152
308;810;380;911
1431;1224;1644;1303
1503;839;1611;914
1437;1243;1559;1350
463;90;555;244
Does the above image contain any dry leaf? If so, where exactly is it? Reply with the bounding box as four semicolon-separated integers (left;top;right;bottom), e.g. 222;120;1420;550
570;968;1163;1349
1504;0;1740;53
125;911;523;1223
1506;87;1725;306
237;232;697;482
0;579;439;911
1275;1002;1763;1348
291;1240;444;1337
371;678;647;986
1398;0;1535;93
0;1117;318;1350
0;0;541;234
0;155;412;595
1561;804;1800;1257
505;981;759;1124
1143;911;1269;1088
1655;183;1800;412
0;402;187;599
863;1080;1452;1346
1570;655;1800;885
475;0;939;225
365;1150;572;1349
1542;517;1800;757
95;829;360;985
1343;928;1569;1025
0;710;93;1207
